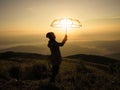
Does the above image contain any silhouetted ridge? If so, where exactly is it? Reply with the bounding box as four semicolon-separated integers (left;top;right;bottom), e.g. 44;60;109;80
66;54;120;65
0;51;48;59
106;53;120;60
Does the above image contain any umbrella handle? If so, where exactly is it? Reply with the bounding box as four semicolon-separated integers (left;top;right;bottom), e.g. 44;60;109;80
65;26;67;35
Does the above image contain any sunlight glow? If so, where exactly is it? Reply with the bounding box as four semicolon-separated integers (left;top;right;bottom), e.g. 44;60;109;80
51;18;81;28
51;18;82;34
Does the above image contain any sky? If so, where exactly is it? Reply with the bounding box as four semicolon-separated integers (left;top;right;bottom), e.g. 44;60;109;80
0;0;120;50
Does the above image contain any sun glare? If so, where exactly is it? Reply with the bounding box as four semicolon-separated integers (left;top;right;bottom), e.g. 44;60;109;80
59;18;73;29
51;18;82;34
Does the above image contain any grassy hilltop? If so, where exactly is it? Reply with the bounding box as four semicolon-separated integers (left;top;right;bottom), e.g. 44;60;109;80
0;51;120;90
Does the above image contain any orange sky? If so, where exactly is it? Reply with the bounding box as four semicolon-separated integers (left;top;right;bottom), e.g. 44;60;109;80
0;0;120;47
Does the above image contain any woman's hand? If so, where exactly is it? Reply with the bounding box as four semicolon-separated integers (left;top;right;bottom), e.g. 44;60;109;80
63;34;67;43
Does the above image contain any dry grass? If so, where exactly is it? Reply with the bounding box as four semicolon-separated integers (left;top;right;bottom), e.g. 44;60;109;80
0;56;120;90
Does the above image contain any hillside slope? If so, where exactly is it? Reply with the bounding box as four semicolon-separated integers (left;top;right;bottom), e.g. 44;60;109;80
0;52;120;90
106;53;120;60
66;54;120;65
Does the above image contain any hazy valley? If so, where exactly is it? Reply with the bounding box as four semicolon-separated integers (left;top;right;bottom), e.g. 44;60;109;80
0;40;120;60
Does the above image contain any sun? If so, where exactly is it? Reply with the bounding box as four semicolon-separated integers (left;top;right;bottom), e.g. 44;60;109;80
59;18;73;29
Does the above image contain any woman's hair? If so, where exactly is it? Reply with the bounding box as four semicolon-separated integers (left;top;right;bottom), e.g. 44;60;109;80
46;32;55;39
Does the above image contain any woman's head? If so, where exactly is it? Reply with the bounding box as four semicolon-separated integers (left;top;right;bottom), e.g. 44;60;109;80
46;32;56;40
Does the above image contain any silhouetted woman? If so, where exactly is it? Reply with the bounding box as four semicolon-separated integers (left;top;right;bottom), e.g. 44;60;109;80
46;32;67;83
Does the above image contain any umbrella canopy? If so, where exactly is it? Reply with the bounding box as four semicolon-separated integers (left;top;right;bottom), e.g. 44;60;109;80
50;18;82;34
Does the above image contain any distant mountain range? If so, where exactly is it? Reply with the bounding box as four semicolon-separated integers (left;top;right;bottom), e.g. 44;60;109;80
0;45;103;56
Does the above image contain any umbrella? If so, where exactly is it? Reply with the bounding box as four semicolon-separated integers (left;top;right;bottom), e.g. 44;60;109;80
51;18;82;35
